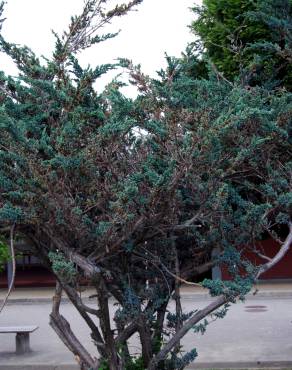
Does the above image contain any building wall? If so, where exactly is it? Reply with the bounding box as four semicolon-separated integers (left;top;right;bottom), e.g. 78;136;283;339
221;238;292;280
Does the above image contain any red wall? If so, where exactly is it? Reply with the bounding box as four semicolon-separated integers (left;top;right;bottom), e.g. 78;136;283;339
221;238;292;280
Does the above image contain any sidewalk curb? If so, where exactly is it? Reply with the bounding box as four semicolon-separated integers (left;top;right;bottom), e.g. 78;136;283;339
189;361;292;369
0;366;79;370
3;290;292;305
182;291;292;301
1;361;292;370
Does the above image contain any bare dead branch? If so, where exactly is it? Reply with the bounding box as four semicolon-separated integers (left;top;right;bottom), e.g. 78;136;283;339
252;249;272;262
161;261;202;287
256;222;292;279
173;213;202;230
56;0;143;59
210;62;233;86
63;283;100;316
60;282;106;357
50;281;100;370
43;228;102;279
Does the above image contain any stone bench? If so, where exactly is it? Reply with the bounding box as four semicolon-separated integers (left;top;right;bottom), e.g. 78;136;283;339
0;326;38;354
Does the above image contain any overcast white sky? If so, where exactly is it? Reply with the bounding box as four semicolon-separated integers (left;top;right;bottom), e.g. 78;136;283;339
1;0;201;94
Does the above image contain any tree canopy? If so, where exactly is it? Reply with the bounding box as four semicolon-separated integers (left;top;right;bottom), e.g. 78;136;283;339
0;1;292;369
191;0;292;90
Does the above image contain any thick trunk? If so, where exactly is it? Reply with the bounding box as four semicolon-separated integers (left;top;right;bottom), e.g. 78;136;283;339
97;282;120;370
115;320;131;368
138;315;153;367
152;299;169;351
174;248;182;354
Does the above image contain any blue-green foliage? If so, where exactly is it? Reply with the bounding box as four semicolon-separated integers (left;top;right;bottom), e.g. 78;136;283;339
167;310;197;329
0;1;291;368
115;286;141;324
48;251;77;284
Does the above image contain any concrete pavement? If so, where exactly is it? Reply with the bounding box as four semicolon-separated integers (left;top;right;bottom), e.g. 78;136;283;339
0;282;292;369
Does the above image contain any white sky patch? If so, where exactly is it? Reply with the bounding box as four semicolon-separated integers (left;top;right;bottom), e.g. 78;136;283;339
0;0;201;96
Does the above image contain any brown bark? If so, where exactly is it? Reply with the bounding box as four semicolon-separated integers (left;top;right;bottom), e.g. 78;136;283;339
152;299;169;346
180;260;214;281
115;321;137;345
138;314;153;367
50;282;100;370
61;282;106;357
174;247;182;354
115;320;131;368
43;228;101;279
97;281;120;370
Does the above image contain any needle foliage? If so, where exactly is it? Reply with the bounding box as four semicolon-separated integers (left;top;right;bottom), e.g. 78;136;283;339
0;1;291;369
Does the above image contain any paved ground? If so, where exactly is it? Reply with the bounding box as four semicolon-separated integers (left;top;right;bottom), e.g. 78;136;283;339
0;282;292;369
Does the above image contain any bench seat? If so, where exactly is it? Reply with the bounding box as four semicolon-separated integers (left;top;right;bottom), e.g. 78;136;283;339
0;325;38;354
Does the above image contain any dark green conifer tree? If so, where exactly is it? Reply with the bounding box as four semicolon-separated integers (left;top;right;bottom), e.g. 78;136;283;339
191;0;292;89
